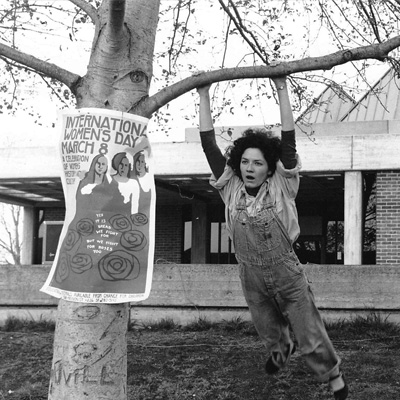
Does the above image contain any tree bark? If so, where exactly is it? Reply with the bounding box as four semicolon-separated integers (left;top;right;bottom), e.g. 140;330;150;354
75;0;161;112
49;300;129;400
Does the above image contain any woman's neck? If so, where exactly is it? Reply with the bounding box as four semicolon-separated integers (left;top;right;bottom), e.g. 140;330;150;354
245;186;261;197
94;173;103;184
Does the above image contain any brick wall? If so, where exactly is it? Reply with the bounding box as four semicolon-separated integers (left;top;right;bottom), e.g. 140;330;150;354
376;171;400;264
43;206;183;264
44;208;65;221
154;205;183;264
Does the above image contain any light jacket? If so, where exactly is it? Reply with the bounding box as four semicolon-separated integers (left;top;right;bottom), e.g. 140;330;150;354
210;155;302;244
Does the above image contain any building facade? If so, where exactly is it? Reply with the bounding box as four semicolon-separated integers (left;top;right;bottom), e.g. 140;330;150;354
1;68;400;269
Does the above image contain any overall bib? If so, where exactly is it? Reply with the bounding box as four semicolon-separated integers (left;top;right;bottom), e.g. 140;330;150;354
233;192;340;381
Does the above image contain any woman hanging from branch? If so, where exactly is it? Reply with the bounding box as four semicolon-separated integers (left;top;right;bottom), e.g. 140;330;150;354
196;75;348;400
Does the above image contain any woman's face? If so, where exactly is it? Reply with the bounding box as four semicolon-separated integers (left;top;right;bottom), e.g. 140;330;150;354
240;148;269;189
95;156;107;175
136;155;146;177
118;157;130;177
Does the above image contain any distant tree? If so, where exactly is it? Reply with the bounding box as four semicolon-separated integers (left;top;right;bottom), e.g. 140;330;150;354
363;173;376;254
0;203;22;265
326;221;344;254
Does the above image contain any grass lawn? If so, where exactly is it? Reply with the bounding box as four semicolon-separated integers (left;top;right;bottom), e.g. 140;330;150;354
0;314;399;399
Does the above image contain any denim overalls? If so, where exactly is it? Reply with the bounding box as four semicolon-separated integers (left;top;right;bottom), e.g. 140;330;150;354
233;192;340;381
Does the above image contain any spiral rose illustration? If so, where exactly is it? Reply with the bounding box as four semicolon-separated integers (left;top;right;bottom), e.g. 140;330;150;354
98;250;140;281
109;214;132;232
70;253;93;274
131;213;148;226
55;253;70;283
64;229;81;251
120;230;147;252
76;218;95;236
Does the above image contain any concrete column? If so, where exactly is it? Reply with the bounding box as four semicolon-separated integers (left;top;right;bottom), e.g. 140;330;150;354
21;206;35;265
344;171;363;265
191;200;208;263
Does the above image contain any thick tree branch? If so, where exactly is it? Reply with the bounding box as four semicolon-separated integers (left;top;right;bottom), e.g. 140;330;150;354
0;42;81;91
69;0;99;25
142;36;400;116
108;0;126;35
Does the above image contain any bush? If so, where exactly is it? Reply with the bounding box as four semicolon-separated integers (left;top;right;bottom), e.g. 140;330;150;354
140;317;180;331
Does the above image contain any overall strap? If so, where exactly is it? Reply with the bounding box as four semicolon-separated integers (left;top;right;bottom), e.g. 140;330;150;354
271;208;293;247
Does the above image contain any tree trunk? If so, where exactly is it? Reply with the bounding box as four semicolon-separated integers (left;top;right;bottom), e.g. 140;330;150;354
49;300;129;400
47;1;161;399
75;0;160;113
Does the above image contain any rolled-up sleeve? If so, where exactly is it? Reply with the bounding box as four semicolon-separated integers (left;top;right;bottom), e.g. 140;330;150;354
210;165;234;189
209;165;239;205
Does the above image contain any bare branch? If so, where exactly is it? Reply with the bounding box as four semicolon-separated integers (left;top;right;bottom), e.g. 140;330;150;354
385;0;400;19
167;0;193;73
1;58;19;109
168;1;182;73
227;0;267;61
0;42;81;92
358;0;382;43
221;18;232;68
173;1;192;71
217;0;268;64
38;74;72;107
69;0;99;25
142;36;400;116
321;0;366;47
0;204;21;265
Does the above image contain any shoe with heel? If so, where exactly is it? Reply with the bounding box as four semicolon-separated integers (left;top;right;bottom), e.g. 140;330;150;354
329;371;348;400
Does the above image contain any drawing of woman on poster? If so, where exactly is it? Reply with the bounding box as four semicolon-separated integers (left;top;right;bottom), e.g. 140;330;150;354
80;153;109;193
110;152;140;215
131;150;152;212
51;153;116;285
76;154;117;211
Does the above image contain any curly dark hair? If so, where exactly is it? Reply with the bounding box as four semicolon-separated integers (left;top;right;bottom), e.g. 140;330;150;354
225;128;281;179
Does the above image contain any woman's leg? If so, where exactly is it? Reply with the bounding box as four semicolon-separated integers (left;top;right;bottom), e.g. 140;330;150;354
239;261;295;370
282;283;341;381
272;254;341;381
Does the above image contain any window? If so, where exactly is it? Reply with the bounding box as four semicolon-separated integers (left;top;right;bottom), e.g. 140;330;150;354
362;172;376;264
182;220;192;264
295;173;344;264
295;172;376;265
210;222;235;264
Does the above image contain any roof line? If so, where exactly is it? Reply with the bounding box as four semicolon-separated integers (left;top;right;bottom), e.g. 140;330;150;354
339;67;392;122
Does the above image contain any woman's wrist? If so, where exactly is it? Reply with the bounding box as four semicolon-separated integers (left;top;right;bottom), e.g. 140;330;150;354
273;76;287;90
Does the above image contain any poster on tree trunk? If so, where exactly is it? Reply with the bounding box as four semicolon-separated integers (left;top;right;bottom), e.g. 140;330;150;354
41;108;155;303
